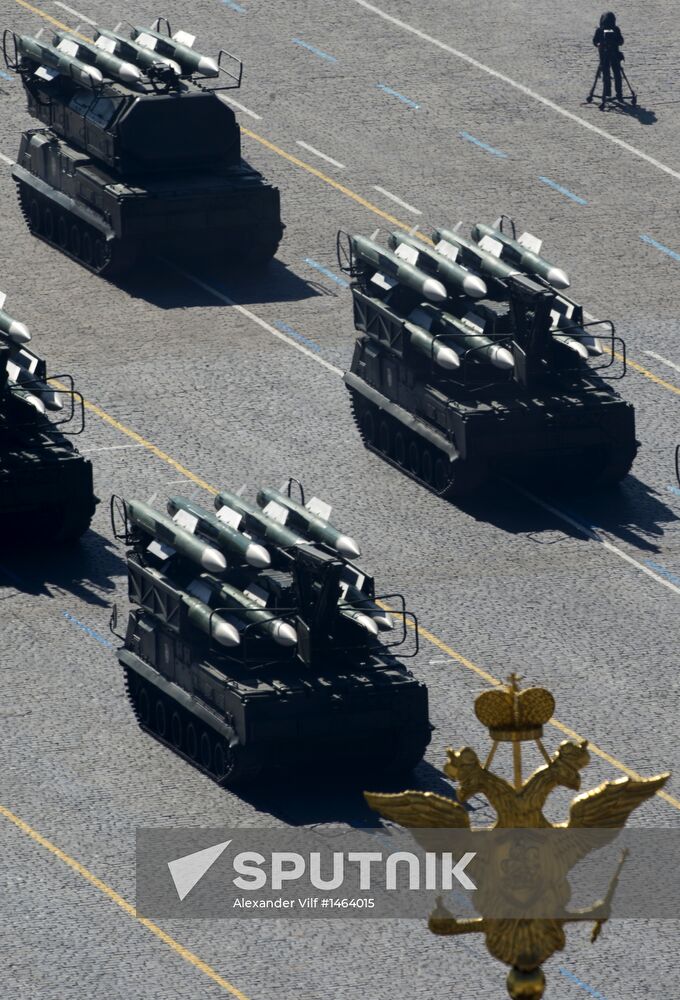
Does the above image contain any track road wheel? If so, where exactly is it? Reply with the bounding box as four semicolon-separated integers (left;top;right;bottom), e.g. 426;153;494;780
200;731;212;769
69;223;81;258
378;418;391;457
155;698;167;739
94;237;107;272
28;198;40;232
170;710;183;750
214;741;260;789
57;215;69;249
138;686;151;727
408;439;421;476
435;455;488;498
360;407;376;446
434;455;449;493
421;447;434;486
186;722;199;761
81;230;93;266
394;430;406;467
43;208;55;241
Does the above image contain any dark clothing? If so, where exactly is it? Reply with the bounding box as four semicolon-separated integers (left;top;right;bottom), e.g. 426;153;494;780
592;25;624;49
593;25;624;98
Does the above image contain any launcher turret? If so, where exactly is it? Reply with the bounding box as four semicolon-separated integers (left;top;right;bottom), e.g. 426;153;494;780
0;291;96;542
3;16;283;276
112;480;430;787
340;217;637;498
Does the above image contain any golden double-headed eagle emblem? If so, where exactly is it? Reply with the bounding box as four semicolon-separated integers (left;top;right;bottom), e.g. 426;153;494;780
365;674;669;999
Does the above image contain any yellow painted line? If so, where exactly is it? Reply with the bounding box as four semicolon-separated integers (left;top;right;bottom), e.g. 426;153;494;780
8;0;680;965
242;127;412;231
14;0;88;38
243;128;680;402
14;0;680;402
612;350;680;397
0;801;251;1000
83;397;219;495
49;380;217;494
381;604;679;808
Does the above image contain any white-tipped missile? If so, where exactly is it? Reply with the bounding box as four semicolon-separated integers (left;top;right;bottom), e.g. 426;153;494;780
52;31;143;85
7;378;46;415
406;320;461;370
552;333;589;360
552;310;604;357
256;488;361;559
404;313;460;370
13;367;63;411
5;343;63;411
433;226;521;290
335;534;362;559
167;497;271;569
339;607;380;636
214;489;306;553
0;295;31;345
351;234;447;303
133;25;219;77
268;620;298;647
16;34;103;88
388;232;487;299
344;584;394;631
414;305;514;371
471;222;570;290
126;500;227;573
191;577;298;648
94;29;182;76
182;594;240;647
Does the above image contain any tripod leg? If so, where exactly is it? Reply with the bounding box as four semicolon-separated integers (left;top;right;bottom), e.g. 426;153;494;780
619;67;637;103
587;65;601;103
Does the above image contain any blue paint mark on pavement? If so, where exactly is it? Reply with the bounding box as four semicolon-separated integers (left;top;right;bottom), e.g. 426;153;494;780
0;69;13;81
304;258;349;287
63;611;113;648
459;131;507;157
559;967;607;998
377;84;419;109
644;559;680;587
538;176;588;205
275;321;322;353
222;0;245;10
666;484;680;497
640;234;680;263
292;39;337;62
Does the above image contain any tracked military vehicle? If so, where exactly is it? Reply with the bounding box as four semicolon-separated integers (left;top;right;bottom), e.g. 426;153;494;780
3;17;284;276
111;481;431;787
339;218;637;497
0;291;96;542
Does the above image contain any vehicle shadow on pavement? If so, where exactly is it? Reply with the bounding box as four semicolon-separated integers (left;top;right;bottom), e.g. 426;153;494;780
0;527;124;605
114;257;329;308
552;474;677;553
455;474;675;551
238;760;456;828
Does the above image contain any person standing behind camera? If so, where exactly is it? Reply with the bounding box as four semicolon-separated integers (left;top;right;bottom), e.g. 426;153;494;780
593;12;624;100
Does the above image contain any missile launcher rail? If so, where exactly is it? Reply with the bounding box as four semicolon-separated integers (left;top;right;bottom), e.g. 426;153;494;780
3;17;284;276
338;221;638;498
110;481;431;788
0;292;96;542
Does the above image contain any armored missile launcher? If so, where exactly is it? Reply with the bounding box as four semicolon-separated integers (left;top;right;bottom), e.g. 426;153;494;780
0;291;96;542
339;218;637;497
3;17;284;276
111;481;431;788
